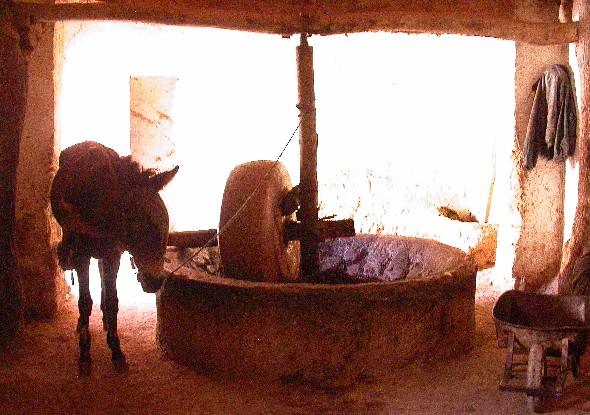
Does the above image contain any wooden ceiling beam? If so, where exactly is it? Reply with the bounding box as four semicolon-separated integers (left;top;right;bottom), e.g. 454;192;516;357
12;2;578;45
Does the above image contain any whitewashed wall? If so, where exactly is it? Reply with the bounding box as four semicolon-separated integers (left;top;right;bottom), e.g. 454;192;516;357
58;23;515;240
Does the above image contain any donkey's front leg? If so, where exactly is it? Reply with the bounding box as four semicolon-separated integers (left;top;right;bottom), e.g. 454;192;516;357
74;254;92;377
99;255;128;373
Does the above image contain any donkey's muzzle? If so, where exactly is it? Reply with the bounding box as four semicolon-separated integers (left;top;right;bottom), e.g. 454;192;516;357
137;272;164;293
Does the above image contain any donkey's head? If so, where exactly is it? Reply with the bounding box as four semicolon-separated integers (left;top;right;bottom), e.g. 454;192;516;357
121;164;179;293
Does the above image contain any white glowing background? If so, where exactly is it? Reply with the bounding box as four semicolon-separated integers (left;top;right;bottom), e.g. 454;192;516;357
58;22;515;304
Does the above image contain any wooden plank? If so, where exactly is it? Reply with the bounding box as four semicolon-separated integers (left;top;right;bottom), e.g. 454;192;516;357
318;218;355;240
283;219;356;242
167;230;218;247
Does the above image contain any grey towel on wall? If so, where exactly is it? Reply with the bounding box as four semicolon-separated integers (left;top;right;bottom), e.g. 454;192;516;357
523;64;577;170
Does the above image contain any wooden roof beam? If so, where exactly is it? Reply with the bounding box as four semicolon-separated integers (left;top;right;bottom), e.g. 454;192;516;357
12;2;578;45
328;12;578;45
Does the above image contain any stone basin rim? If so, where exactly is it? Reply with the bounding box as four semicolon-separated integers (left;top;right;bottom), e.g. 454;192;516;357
164;234;477;292
157;235;478;387
162;264;476;295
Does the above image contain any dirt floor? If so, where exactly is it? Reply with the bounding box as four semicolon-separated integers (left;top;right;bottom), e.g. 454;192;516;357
3;269;590;415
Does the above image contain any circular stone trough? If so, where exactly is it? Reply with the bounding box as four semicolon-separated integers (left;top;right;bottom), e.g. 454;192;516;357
157;234;477;388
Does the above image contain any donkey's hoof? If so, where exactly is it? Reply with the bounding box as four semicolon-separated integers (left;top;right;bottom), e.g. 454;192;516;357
78;359;92;377
112;356;129;373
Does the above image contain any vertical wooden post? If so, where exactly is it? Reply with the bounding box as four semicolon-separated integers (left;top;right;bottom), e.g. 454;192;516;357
296;33;319;277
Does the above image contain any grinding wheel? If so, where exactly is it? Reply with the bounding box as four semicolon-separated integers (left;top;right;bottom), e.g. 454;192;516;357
219;160;300;282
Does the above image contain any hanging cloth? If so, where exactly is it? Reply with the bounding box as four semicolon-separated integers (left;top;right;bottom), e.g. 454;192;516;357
523;64;577;170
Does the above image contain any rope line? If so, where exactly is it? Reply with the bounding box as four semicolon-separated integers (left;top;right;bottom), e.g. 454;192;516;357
164;121;301;280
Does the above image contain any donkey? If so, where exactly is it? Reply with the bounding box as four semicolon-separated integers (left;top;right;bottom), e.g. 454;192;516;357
50;141;178;376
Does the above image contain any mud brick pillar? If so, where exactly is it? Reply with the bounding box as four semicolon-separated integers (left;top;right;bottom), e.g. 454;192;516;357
130;76;178;227
511;0;569;292
16;24;65;319
0;6;26;339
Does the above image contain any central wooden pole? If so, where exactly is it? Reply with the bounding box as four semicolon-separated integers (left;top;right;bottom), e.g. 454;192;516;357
296;33;319;277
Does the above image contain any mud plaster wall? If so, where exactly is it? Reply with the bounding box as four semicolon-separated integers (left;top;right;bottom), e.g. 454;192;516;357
130;76;177;171
14;21;65;319
0;10;26;340
512;0;570;292
311;33;512;272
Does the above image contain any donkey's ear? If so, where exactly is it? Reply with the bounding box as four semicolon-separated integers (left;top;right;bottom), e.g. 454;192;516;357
149;165;179;191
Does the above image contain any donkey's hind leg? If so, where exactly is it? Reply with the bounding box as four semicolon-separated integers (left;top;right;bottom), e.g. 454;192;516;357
74;254;92;377
99;255;128;373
